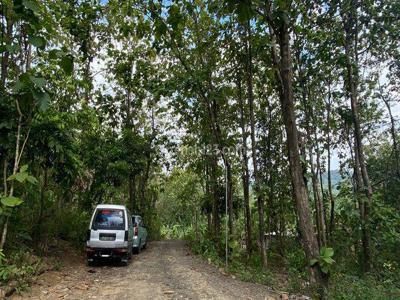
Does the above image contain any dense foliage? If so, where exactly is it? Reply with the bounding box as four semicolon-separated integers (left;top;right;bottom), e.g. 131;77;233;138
1;0;399;298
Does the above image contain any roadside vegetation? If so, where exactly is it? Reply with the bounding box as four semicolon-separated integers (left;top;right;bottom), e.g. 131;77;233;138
1;0;399;299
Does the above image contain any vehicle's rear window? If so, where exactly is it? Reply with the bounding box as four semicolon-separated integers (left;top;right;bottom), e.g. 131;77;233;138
92;209;125;230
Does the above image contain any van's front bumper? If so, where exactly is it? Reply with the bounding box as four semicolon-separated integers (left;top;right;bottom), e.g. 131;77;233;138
86;247;128;259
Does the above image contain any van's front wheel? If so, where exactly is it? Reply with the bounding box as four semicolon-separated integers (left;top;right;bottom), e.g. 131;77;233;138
132;241;142;254
87;258;96;267
120;256;129;266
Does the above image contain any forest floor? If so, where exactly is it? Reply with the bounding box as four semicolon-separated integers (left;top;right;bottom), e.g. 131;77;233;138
10;240;289;300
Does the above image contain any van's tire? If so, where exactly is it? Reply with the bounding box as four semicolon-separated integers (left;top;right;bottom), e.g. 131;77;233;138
142;242;147;250
120;258;128;266
87;259;96;267
133;240;141;254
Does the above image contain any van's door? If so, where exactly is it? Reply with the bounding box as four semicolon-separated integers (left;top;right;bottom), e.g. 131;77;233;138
126;209;133;249
88;208;127;249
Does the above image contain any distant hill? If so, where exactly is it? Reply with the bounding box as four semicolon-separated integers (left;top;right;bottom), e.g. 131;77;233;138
306;170;347;197
321;169;345;187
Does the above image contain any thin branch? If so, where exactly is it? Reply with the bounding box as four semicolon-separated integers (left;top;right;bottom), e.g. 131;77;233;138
17;126;31;167
3;159;7;196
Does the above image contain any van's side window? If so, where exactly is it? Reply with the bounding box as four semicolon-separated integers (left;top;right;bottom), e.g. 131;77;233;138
127;210;132;228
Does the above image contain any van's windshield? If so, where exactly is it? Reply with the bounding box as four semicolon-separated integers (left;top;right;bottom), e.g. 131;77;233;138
92;209;125;230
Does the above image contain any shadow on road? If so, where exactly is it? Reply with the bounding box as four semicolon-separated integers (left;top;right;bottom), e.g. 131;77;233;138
88;258;130;268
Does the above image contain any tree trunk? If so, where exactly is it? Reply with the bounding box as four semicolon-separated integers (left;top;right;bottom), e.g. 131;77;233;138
310;151;327;247
326;83;335;237
0;217;9;251
0;104;23;250
207;213;212;236
2;159;8;196
1;6;13;87
353;133;372;272
194;206;199;241
167;24;233;244
297;52;327;249
237;74;252;256
310;100;327;246
274;21;323;283
245;21;267;268
126;89;132;127
380;93;399;175
129;175;136;212
226;162;234;239
34;167;48;242
210;155;220;242
205;162;212;235
207;97;234;244
342;0;373;272
314;135;328;240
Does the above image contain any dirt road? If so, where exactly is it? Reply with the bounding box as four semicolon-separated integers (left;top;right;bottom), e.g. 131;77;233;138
12;240;280;300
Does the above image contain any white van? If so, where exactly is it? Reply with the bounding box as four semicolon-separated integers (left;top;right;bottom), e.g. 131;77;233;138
86;204;133;266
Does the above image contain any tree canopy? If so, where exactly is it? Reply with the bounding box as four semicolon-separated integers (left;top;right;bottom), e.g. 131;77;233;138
1;0;399;297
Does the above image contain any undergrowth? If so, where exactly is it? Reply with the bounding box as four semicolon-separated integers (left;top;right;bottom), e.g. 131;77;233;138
180;226;400;300
0;248;47;293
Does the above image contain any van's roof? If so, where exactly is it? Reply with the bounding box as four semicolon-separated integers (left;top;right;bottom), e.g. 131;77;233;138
96;204;126;210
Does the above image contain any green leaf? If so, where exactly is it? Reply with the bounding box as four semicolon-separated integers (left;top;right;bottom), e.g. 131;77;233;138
322;257;335;265
5;44;20;54
310;258;318;266
1;196;23;207
155;19;168;38
28;36;46;49
60;55;74;75
12;80;25;93
321;265;329;274
49;49;63;59
237;1;253;23
15;172;28;183
29;76;46;88
20;165;28;173
23;0;40;13
26;175;38;184
33;90;51;111
167;4;182;30
320;247;334;258
7;174;16;181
